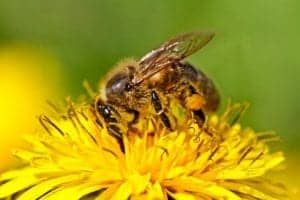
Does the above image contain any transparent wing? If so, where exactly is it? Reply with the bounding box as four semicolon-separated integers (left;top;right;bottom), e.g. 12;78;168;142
133;30;214;84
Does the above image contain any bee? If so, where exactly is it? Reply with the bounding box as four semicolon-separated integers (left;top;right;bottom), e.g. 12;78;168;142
95;30;220;151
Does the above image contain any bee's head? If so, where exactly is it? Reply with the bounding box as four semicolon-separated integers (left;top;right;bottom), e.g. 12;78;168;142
105;65;135;105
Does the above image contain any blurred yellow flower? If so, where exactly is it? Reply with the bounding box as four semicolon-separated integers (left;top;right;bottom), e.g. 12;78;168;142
275;156;299;199
0;44;63;171
0;102;288;199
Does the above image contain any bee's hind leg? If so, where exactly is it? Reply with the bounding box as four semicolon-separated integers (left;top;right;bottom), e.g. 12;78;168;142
151;91;173;131
191;109;206;127
182;85;207;128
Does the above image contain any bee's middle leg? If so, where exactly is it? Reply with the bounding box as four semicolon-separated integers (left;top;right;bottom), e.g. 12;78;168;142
125;109;139;126
151;91;173;130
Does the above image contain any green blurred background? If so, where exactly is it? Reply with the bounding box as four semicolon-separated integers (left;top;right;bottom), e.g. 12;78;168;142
0;0;299;194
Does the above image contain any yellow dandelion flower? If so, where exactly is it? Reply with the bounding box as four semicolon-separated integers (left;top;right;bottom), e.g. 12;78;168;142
0;102;288;200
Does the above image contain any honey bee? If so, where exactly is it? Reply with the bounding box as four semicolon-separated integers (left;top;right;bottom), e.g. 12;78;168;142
95;30;220;151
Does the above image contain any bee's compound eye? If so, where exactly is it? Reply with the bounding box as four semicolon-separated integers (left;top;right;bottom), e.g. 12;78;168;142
106;73;129;96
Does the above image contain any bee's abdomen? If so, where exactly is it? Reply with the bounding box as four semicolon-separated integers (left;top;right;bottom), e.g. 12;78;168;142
179;62;220;112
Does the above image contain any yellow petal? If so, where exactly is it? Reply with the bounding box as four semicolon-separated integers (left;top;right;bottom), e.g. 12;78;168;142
164;176;241;200
110;181;132;200
36;184;103;200
170;192;197;200
96;183;122;200
217;152;285;179
0;176;39;198
146;182;165;200
17;174;89;200
220;181;280;200
127;172;150;194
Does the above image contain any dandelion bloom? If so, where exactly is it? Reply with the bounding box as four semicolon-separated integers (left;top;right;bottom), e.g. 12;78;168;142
0;102;288;200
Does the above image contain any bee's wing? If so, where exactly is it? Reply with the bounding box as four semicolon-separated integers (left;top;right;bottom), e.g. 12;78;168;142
133;30;214;84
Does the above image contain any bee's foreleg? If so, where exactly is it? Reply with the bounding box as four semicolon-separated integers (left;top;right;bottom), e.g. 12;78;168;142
151;91;173;130
107;124;125;152
95;98;125;152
